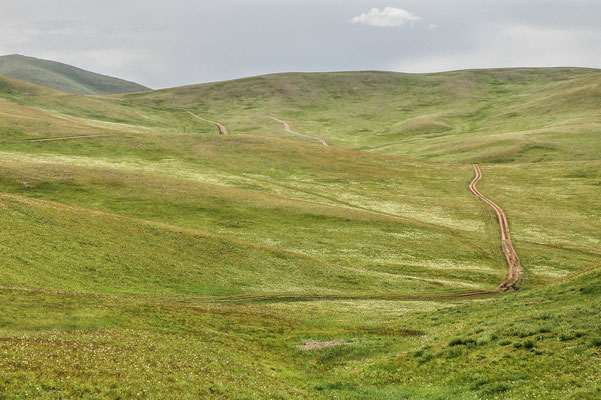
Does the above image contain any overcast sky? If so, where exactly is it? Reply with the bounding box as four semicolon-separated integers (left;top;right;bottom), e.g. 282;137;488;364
1;0;600;88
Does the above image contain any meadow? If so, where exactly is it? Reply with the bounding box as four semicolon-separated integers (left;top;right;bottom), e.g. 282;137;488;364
0;67;600;398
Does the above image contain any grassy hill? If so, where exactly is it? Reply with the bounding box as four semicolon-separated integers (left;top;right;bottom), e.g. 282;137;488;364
0;54;150;95
0;69;600;398
123;67;601;162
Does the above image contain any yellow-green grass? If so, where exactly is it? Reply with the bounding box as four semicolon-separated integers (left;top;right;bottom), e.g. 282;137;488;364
1;132;597;289
120;68;601;162
0;69;600;399
283;267;601;399
0;149;502;294
2;264;601;399
3;191;400;298
0;75;213;140
478;161;601;285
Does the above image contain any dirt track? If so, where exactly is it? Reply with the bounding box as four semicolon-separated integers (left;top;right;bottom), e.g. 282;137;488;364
26;135;108;142
89;97;229;136
268;117;328;147
185;110;228;135
469;164;522;290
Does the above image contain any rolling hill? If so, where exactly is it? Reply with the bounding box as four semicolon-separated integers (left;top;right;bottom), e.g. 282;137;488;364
0;54;150;95
123;67;601;162
0;65;600;399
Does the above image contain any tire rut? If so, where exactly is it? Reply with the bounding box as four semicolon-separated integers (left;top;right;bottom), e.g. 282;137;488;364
469;164;522;290
26;134;108;142
268;116;328;147
185;110;228;135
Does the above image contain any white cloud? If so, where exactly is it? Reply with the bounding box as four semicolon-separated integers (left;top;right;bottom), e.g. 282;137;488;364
351;7;420;28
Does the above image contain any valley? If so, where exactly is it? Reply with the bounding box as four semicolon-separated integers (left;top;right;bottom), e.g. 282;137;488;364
0;65;600;399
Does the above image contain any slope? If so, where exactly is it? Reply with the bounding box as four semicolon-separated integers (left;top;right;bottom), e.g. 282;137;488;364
0;54;150;94
121;68;601;162
0;71;600;399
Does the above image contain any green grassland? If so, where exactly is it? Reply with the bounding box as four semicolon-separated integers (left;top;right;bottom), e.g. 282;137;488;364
122;68;601;161
0;67;600;398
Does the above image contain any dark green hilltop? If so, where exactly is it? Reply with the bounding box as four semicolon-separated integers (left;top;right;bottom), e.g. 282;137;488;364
0;54;150;95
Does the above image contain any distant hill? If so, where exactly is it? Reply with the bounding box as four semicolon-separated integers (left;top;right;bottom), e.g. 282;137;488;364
123;67;601;162
0;54;150;95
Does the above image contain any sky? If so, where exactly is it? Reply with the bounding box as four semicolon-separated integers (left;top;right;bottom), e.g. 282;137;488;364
1;0;600;89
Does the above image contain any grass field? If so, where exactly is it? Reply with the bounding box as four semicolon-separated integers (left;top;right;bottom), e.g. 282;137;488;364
0;67;600;398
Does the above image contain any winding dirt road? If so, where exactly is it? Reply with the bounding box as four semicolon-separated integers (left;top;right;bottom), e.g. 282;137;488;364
185;110;228;135
268;117;328;147
469;164;522;290
86;96;230;136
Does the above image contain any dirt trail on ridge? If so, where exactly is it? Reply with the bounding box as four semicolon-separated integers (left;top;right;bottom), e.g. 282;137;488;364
268;117;328;147
185;110;228;135
469;164;522;290
86;95;230;136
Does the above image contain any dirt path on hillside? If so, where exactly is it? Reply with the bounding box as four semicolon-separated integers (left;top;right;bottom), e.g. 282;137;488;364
88;96;229;136
185;110;228;135
26;135;108;142
469;164;522;290
268;117;328;147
